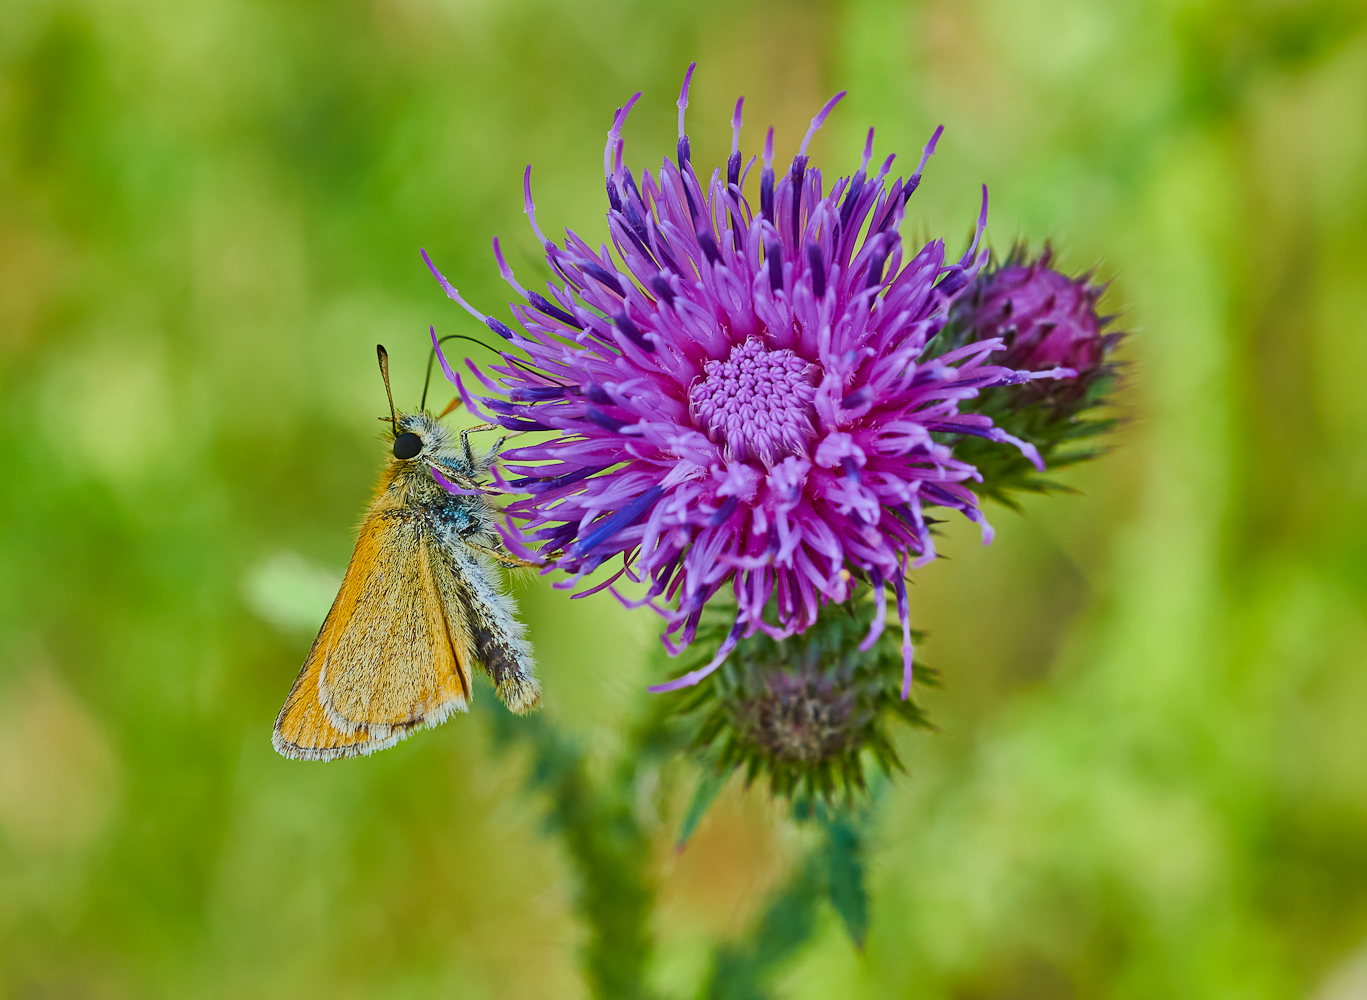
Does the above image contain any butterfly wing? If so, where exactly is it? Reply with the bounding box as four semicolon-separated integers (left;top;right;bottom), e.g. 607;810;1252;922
438;542;540;714
272;509;474;761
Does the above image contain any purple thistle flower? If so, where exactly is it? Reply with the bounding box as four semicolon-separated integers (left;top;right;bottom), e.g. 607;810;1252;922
424;66;1074;698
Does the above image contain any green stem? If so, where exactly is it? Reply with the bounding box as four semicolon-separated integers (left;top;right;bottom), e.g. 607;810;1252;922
485;694;877;1000
484;702;659;1000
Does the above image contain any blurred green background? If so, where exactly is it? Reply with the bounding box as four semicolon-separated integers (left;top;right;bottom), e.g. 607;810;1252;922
3;0;1367;996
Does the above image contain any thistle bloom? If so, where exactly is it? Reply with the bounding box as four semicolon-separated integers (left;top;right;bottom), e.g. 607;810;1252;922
426;67;1075;696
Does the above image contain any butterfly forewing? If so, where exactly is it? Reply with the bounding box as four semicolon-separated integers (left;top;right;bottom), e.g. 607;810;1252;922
272;510;473;761
320;513;473;730
272;654;379;760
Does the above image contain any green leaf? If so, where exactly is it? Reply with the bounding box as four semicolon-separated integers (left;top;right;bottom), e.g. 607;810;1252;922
676;768;726;851
822;814;869;950
701;853;825;1000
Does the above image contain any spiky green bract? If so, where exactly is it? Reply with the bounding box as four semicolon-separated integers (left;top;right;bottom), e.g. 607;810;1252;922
667;593;934;803
936;245;1125;508
950;370;1120;508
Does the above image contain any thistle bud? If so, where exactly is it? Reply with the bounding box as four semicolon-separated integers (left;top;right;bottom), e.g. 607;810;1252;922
669;593;932;803
962;248;1110;373
941;245;1125;503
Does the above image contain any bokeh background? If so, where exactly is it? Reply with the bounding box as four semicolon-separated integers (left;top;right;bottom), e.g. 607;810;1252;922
3;0;1367;996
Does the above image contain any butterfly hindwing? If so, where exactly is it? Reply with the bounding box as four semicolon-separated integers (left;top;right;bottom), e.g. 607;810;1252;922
271;643;377;760
439;542;540;714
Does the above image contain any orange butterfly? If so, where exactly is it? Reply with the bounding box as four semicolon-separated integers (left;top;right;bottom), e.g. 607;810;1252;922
273;345;539;761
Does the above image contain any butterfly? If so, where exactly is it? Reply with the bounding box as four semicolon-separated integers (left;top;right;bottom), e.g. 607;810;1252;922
273;344;540;761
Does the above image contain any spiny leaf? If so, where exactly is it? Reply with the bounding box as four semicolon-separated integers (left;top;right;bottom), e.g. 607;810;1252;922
676;768;726;852
822;813;869;950
700;852;825;1000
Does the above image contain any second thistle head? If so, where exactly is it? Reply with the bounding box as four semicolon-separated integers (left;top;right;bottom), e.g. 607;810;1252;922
947;244;1124;406
676;593;933;803
937;245;1126;505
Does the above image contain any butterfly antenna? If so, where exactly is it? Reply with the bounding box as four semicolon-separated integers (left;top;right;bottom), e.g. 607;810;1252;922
376;344;399;434
421;332;572;412
509;355;572;387
421;334;492;412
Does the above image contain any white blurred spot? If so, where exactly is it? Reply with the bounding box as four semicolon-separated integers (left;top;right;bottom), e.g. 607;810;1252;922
242;550;342;634
1315;941;1367;1000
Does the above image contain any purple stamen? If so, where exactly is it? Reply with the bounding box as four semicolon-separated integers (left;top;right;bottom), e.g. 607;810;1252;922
615;312;654;352
422;248;504;332
648;620;744;693
895;572;913;699
676;61;696;166
866;238;890;289
766;241;783;292
739;154;756;189
430;325;458;386
508;464;606;491
902;124;944;203
806;242;826;298
622;202;654;257
859;570;887;652
585;407;626;433
698;230;722;266
840;387;869;410
492;237;528;298
839;170;866;232
965;184;989;262
581;262;625;296
710;495;739;526
650;275;676;305
790;155;807;246
528;292;582;329
760;128;775;223
797;91;846;157
522;166;551;247
605;93;643;183
576;484;665;555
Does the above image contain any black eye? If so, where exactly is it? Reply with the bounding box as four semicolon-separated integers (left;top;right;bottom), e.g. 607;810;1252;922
393;432;423;460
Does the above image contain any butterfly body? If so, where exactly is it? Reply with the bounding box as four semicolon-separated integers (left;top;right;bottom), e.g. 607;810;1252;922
273;409;539;762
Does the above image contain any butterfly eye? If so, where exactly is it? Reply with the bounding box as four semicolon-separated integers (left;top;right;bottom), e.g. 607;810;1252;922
392;432;423;460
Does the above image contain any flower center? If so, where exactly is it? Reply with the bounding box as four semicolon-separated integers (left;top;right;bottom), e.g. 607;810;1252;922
749;673;856;763
688;339;818;466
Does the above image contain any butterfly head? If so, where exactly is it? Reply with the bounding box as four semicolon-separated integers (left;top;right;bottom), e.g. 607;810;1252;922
390;412;452;462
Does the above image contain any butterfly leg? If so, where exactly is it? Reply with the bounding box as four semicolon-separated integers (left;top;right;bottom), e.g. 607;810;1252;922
466;540;544;569
486;431;525;460
427;464;501;498
459;423;500;466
